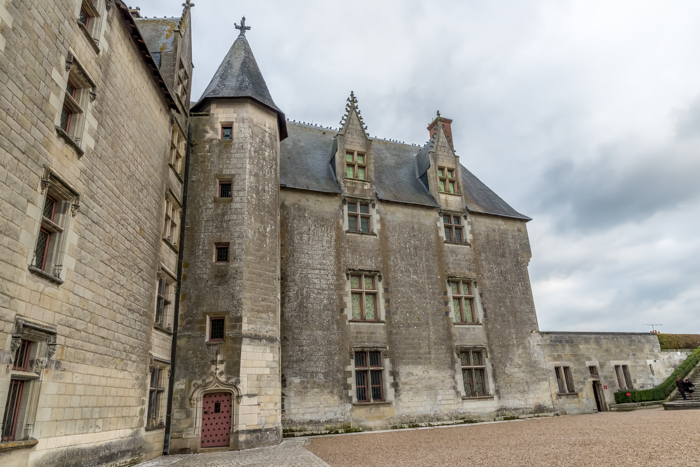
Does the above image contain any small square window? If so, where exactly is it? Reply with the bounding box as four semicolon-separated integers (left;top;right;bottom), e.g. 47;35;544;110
215;245;229;263
222;125;233;140
219;181;232;198
210;317;225;341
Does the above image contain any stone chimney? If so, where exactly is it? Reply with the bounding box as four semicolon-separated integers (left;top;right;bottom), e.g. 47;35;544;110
129;7;142;18
427;111;453;147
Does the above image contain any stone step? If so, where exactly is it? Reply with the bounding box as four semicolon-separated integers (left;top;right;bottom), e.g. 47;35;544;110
663;401;700;410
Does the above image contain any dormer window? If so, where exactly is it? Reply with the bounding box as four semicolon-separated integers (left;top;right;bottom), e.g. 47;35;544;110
438;167;457;194
345;151;366;180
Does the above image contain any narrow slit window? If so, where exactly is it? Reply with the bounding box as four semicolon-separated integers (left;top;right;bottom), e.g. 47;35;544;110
12;340;32;372
350;274;378;321
1;379;25;442
555;366;575;393
210;317;225;341
155;278;172;328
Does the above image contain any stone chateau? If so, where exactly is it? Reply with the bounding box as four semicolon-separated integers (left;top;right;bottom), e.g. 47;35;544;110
0;1;688;466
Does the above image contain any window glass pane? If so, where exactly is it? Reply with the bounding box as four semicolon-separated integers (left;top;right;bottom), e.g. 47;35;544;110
355;352;366;367
462;282;470;295
356;371;367;401
351;275;361;289
443;215;451;225
346;166;354;178
348;216;357;232
66;81;75;96
364;294;376;320
357;154;364;164
216;247;228;262
220;182;232;198
60;107;71;132
439;180;445;192
34;229;50;270
453;299;461;321
438;168;444;177
463;369;473;396
360;217;369;233
347;203;357;213
460;352;470;366
472;350;482;366
371;370;383;401
455;228;463;243
364;276;375;290
447;169;454;178
474;369;485;396
463;299;474;322
357;167;365;180
43;196;56;220
346;153;354;162
79;7;89;25
450;282;459;295
448;181;455;193
444;228;452;242
369;352;381;367
210;318;225;339
359;204;369;214
351;293;362;320
222;127;232;140
453;216;461;224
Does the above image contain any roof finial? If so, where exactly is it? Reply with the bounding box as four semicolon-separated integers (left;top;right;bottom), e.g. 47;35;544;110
437;110;441;119
182;0;195;11
235;16;251;36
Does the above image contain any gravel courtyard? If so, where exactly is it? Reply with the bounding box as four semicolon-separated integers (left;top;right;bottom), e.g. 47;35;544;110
307;408;700;467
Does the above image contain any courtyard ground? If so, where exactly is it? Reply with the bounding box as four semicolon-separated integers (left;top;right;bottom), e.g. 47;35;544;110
135;408;699;467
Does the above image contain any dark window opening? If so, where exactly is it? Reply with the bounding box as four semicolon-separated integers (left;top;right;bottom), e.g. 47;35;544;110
222;126;233;140
210;318;225;341
215;245;229;263
555;366;576;393
79;6;91;28
43;195;56;221
12;340;32;372
147;367;165;427
60;106;73;133
155;278;171;327
34;228;51;271
219;181;232;198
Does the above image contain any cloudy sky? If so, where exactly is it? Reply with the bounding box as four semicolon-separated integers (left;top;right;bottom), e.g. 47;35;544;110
137;0;700;333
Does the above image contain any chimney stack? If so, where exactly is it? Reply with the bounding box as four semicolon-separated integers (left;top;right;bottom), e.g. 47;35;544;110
427;112;453;147
129;7;142;18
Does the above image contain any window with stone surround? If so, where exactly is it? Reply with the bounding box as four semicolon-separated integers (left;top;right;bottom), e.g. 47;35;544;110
449;280;477;324
77;0;102;48
438;167;457;194
1;319;57;443
555;366;576;394
354;351;384;402
175;59;190;106
58;53;96;155
30;168;79;283
209;317;225;341
345;150;367;180
615;365;633;390
442;214;465;243
347;201;372;234
460;349;487;397
146;359;169;429
154;267;176;332
170;125;186;177
350;273;378;321
162;192;181;249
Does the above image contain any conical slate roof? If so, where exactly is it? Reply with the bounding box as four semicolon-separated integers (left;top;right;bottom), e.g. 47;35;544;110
192;32;287;139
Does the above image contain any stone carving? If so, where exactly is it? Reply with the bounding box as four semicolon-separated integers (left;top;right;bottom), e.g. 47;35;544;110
189;371;242;407
47;335;57;359
65;52;74;73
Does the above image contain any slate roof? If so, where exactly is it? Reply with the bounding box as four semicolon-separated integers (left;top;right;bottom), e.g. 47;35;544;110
280;122;530;220
134;17;179;55
191;34;287;139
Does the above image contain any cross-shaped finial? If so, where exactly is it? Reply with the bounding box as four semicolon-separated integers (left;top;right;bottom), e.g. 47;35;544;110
437;110;441;118
182;0;194;10
235;17;251;36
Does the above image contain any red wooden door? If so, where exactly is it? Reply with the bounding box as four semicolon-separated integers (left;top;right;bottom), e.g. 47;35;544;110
201;392;232;448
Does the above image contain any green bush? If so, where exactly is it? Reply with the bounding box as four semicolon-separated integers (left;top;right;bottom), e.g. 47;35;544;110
614;348;700;404
657;334;700;350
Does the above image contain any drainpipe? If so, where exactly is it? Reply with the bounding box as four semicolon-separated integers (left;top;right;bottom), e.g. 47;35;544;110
163;123;192;455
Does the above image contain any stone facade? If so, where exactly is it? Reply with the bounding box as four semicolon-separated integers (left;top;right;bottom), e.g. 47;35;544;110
0;1;191;465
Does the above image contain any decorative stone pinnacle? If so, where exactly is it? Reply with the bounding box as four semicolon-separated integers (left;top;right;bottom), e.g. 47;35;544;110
235;17;251;36
182;0;195;10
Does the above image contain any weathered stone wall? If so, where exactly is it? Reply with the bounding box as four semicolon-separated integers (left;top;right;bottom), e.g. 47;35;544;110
0;1;179;465
540;332;664;414
172;98;281;453
279;188;554;433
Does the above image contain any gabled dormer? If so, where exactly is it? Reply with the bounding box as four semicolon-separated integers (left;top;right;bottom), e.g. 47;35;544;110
418;112;466;212
333;92;374;199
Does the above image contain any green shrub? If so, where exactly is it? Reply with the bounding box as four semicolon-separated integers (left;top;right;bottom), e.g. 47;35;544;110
614;348;700;404
657;334;700;350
